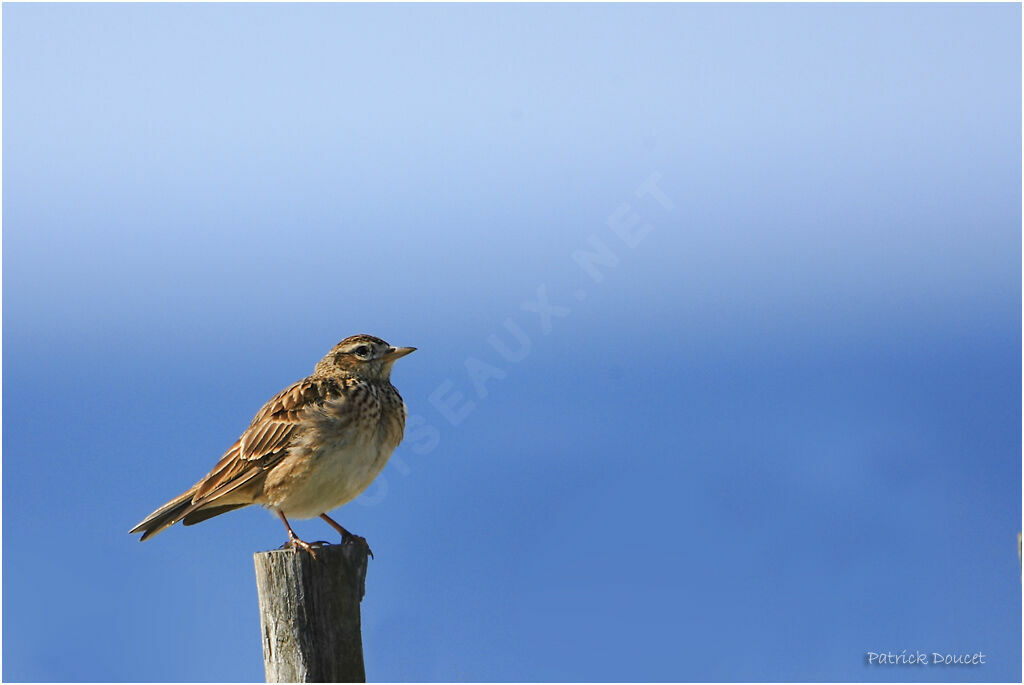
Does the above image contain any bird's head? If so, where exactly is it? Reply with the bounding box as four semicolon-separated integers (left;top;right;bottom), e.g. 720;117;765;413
314;334;415;381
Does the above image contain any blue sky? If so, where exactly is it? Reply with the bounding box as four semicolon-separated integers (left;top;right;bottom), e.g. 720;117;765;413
3;3;1020;682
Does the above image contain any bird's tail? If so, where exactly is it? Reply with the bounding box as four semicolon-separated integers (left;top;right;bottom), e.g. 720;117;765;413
129;487;247;541
130;488;196;541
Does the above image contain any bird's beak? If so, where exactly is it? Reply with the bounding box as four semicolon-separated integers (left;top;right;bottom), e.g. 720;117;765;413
384;346;416;360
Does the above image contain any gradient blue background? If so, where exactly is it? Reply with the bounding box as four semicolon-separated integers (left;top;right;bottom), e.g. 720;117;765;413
3;3;1020;682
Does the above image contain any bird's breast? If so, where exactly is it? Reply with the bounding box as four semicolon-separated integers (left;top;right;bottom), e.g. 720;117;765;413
266;385;405;519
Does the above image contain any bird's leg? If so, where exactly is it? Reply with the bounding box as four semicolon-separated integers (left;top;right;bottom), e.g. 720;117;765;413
277;511;320;560
320;513;373;559
319;512;354;538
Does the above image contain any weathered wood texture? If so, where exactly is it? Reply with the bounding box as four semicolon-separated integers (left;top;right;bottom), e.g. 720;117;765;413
254;544;369;683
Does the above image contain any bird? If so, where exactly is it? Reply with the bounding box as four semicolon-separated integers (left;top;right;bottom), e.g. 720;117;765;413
130;334;415;558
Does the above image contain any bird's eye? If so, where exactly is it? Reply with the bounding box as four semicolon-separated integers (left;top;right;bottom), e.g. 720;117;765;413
353;345;370;357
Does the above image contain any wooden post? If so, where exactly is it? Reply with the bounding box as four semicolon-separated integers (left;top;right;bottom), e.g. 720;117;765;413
254;543;369;683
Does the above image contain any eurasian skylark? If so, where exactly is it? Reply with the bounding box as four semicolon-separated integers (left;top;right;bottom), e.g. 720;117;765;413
130;334;414;557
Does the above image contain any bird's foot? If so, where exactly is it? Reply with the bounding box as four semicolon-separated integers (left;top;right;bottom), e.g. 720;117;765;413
341;532;374;559
280;535;325;560
319;513;373;559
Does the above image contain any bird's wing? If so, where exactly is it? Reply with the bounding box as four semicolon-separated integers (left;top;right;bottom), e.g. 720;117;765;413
191;377;339;503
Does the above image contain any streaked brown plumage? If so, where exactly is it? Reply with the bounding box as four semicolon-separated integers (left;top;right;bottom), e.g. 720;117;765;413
130;334;414;557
